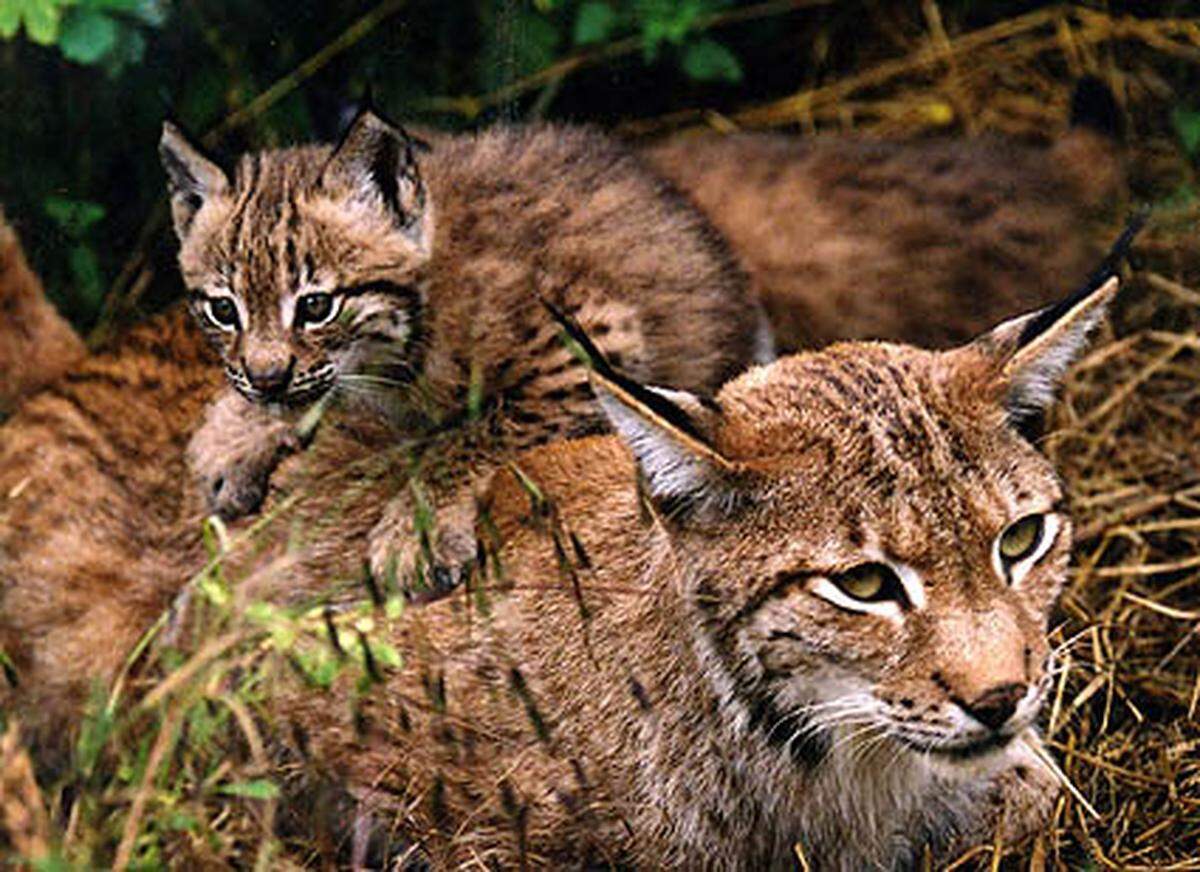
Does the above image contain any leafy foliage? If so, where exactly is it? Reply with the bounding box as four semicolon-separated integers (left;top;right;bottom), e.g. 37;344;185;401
1;0;164;71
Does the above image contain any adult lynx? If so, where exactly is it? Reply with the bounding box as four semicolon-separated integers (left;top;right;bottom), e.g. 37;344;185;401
271;228;1139;869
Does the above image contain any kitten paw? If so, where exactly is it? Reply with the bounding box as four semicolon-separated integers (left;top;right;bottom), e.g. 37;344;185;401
368;495;481;603
194;421;300;520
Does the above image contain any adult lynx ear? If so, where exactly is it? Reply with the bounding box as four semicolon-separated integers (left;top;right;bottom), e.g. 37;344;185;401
966;213;1145;434
159;122;230;239
321;109;432;255
543;301;733;515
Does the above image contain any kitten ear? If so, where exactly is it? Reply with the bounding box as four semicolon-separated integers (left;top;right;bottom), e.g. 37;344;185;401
965;214;1145;433
542;300;733;514
321;109;431;254
159;122;229;239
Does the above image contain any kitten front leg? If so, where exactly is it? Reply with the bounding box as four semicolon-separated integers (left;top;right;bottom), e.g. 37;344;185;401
368;481;485;602
187;389;304;520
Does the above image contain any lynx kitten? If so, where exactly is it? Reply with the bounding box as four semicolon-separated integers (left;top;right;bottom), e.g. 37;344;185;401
159;112;764;588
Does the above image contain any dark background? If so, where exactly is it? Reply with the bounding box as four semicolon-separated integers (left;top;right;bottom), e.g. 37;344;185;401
1;0;1199;341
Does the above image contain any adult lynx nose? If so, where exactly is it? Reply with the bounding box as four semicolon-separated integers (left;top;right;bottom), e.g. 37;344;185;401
244;355;296;400
962;682;1025;731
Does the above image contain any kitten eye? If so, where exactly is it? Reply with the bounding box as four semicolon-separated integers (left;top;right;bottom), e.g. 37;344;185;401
830;563;907;605
205;296;240;331
998;514;1044;563
296;292;338;327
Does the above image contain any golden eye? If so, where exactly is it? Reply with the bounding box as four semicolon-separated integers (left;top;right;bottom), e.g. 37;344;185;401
998;514;1045;563
297;292;336;326
832;563;905;605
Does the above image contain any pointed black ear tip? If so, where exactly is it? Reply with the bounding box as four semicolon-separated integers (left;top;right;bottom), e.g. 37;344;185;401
1093;207;1150;285
1014;210;1147;347
540;297;608;374
361;82;378;113
1070;74;1123;139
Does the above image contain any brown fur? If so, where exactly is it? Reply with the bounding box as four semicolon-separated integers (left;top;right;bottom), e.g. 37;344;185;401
0;209;86;413
0;309;220;761
645;128;1121;352
162;118;765;585
0;122;1123;858
264;273;1122;868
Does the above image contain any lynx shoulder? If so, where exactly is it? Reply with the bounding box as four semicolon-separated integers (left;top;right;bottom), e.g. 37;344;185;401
268;231;1137;868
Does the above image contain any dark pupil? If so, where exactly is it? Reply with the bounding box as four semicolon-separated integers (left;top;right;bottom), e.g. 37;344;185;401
301;293;333;323
211;298;236;326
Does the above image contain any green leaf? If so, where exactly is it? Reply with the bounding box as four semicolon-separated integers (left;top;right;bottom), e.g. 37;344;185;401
43;195;105;236
574;1;617;46
681;38;742;83
1172;106;1200;158
74;681;115;778
366;639;403;670
296;647;342;688
101;24;145;74
0;3;21;39
218;778;281;800
58;7;117;64
21;0;67;45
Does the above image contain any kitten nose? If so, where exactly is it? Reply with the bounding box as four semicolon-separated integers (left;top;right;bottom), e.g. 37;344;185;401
962;683;1025;731
243;355;296;399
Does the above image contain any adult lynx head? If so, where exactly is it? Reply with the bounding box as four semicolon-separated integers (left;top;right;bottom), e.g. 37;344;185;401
571;232;1136;779
159;112;430;406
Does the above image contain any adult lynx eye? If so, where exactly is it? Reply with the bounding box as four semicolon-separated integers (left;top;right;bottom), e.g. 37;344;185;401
296;292;337;327
205;296;239;331
831;563;906;605
998;514;1044;563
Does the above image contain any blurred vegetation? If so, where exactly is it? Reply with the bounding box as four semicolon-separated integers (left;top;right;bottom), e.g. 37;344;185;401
1;0;1200;338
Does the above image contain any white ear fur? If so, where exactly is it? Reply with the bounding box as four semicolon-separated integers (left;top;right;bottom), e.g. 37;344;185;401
159;122;229;239
983;275;1119;420
592;378;733;514
595;386;710;503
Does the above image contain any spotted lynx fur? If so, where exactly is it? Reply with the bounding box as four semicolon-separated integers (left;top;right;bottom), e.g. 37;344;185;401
268;236;1135;868
159;114;766;592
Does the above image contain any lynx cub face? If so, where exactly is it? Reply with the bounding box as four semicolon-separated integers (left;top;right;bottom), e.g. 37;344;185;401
161;114;431;408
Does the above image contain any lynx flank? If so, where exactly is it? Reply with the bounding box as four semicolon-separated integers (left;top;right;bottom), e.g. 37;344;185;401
0;209;85;413
645;123;1121;353
270;231;1137;868
160;114;765;587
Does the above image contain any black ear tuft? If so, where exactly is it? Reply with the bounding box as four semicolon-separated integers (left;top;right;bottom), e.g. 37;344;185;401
541;299;710;443
1070;75;1123;140
541;298;733;513
1017;209;1147;348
